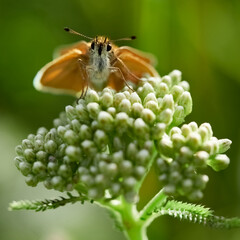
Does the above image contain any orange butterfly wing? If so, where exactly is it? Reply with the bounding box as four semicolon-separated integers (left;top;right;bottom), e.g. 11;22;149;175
53;41;90;58
34;49;88;96
108;48;160;91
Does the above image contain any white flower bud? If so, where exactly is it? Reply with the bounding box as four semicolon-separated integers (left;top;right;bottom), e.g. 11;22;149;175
161;75;172;87
178;91;192;115
98;111;114;131
130;92;142;104
171;85;184;102
141;108;156;124
169;70;182;85
100;92;113;108
132;102;144;118
218;139;232;153
207;154;230;171
114;92;126;106
178;80;190;91
158;108;173;124
87;102;100;119
158;82;169;97
85;89;99;103
118;99;131;114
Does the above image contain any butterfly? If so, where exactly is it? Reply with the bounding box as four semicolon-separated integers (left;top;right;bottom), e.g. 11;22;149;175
33;28;160;97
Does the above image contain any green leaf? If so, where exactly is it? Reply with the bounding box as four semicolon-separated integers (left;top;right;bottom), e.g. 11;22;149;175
9;192;89;212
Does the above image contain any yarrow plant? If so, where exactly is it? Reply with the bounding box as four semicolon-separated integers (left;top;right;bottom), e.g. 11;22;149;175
10;70;240;239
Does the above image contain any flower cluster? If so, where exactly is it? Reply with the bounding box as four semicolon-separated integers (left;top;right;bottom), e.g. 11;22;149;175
14;70;231;202
156;122;231;201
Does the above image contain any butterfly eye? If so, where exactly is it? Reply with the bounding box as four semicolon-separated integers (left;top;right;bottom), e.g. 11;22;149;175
107;44;112;51
91;42;95;50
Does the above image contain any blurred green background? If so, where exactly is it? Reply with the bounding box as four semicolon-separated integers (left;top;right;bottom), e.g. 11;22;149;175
1;0;240;239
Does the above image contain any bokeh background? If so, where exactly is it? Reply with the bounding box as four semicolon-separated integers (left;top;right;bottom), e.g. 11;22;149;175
1;0;240;239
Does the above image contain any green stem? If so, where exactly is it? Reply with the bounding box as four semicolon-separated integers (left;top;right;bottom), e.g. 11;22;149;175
139;189;168;221
98;197;147;240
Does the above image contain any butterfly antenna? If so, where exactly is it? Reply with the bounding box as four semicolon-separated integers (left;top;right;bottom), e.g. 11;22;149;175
112;36;136;42
64;27;93;40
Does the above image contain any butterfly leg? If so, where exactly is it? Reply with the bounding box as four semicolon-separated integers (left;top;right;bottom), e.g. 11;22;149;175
109;66;134;92
76;59;88;103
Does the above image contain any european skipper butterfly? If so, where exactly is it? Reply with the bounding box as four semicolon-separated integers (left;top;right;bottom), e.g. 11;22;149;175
34;28;159;97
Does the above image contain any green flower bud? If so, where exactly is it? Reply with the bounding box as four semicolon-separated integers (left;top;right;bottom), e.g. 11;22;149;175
136;149;150;164
169;70;182;85
75;103;89;121
65;105;76;120
172;133;185;150
24;149;35;162
64;130;78;145
171;85;184;102
22;139;33;149
120;160;133;175
158;137;173;157
71;119;81;132
37;127;48;136
202;140;219;155
130;92;142;104
123;177;137;189
95;174;107;186
44;140;58;154
126;143;138;160
105;163;118;177
141;108;156;124
158;108;173;124
207;154;230;171
100;91;113;108
14;156;24;169
107;107;116;117
98;111;114;131
169;127;182;137
34;139;44;151
134;118;150;139
114;92;126;107
81;140;97;156
25;174;38;187
178;92;192;115
218;139;232;153
118;99;131;114
144;100;159;114
134;166;145;179
58;164;72;178
152;123;166;140
132;102;144;118
32;161;46;175
94;130;108;149
181;124;192;137
112;151;124;164
87;102;100;119
193;151;209;167
161;76;172;87
144;92;158;105
156;158;168;172
157;82;169;97
57;126;67;138
172;106;185;126
85;89;99;103
186;132;201;151
65;146;82;161
189;122;198;132
178;80;190;91
161;94;174;110
47;162;58;175
51;176;64;189
15;145;23;156
110;183;121;196
141;82;155;98
19;162;32;176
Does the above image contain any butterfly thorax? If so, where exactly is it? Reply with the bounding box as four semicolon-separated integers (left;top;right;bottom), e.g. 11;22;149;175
87;36;113;90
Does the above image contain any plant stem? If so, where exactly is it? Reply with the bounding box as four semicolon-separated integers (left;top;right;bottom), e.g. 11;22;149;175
139;189;168;221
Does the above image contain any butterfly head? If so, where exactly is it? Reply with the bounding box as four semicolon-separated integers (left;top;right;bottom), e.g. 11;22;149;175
90;36;112;56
